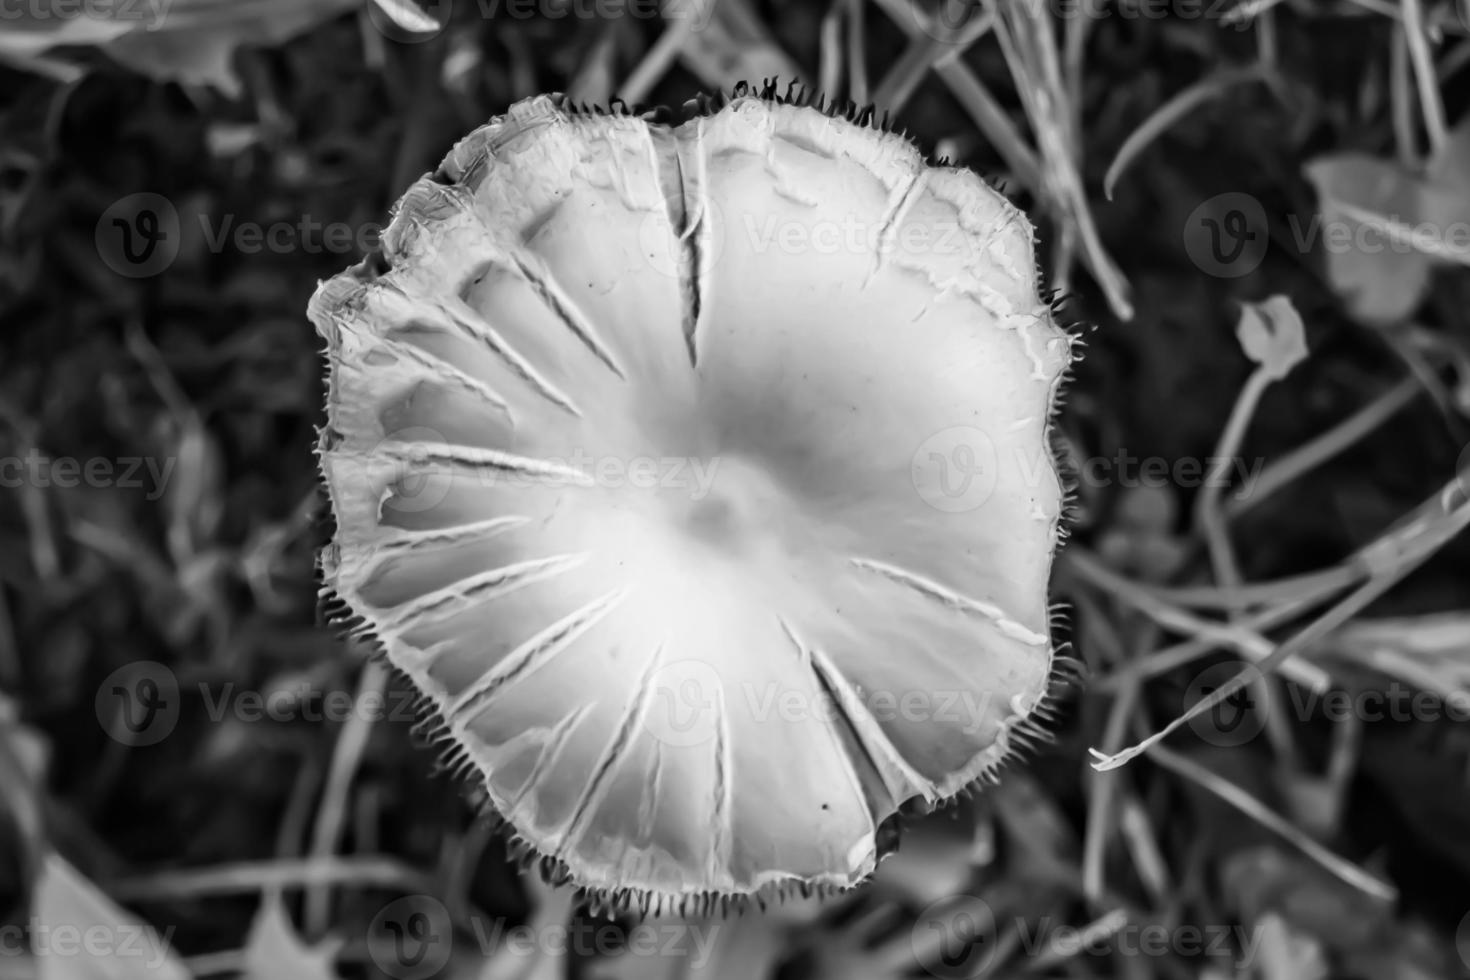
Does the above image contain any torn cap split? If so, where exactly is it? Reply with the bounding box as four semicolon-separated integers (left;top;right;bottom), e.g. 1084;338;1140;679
310;85;1073;913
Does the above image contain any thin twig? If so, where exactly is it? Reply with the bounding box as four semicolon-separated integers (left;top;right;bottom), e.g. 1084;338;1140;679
1147;745;1395;900
1229;376;1424;519
303;660;389;934
1091;493;1470;770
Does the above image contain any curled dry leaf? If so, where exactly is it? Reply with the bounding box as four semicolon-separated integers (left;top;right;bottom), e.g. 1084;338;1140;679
31;852;192;980
1303;115;1470;327
310;86;1073;911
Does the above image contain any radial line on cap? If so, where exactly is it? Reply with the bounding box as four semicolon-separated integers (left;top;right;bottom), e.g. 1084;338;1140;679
866;169;924;285
382;552;587;624
502;700;599;824
654;119;710;369
791;622;938;805
438;296;584;418
372;515;531;556
558;644;664;862
505;251;627;381
366;332;513;417
708;672;732;882
444;188;628;382
446;587;632;725
848;557;1049;646
369;441;595;487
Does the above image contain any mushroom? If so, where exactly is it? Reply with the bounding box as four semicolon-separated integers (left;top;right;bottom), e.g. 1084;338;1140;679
310;83;1073;915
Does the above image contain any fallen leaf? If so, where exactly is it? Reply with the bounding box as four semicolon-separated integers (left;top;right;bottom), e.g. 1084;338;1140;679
31;852;193;980
1303;154;1435;326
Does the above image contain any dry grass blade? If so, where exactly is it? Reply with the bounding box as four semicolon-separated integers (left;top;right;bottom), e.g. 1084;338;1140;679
1147;745;1395;900
1067;549;1332;691
303;659;388;934
671;0;805;91
1228;376;1425;518
1400;0;1449;154
869;0;1038;184
846;0;869;104
619;7;703;103
871;2;994;113
1103;67;1269;201
108;857;434;901
1090;492;1470;771
987;0;1133;319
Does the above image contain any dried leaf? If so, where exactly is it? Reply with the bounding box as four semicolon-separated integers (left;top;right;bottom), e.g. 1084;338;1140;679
1303;154;1434;326
31;852;192;980
1304;130;1470;326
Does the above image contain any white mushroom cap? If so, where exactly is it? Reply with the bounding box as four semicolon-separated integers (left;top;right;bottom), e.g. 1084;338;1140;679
311;87;1072;912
